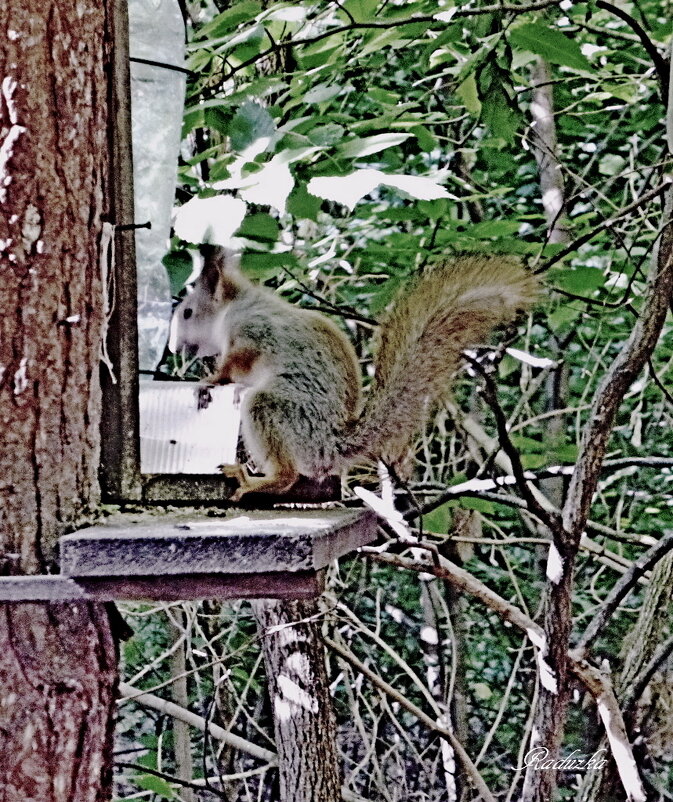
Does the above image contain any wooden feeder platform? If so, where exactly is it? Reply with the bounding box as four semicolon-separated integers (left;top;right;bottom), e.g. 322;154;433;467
0;508;377;602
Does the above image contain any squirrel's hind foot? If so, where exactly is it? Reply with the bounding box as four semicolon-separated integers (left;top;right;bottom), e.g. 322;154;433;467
218;461;300;502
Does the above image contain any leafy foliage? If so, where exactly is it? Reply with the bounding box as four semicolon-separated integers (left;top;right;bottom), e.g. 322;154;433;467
119;1;673;800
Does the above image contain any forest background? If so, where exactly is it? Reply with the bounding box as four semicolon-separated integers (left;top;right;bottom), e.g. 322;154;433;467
114;1;673;801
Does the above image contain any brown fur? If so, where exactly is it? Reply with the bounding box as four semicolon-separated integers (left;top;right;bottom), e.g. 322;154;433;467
170;250;538;500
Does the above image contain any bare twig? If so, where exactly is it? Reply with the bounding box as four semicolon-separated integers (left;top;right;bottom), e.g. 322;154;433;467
192;0;568;100
535;178;671;273
523;182;673;801
363;549;646;801
620;634;673;710
116;762;227;798
118;682;277;764
563;191;673;542
464;355;562;535
324;635;497;802
575;530;673;656
595;0;668;96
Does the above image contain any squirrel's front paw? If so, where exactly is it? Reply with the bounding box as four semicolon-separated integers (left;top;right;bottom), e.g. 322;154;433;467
219;463;244;479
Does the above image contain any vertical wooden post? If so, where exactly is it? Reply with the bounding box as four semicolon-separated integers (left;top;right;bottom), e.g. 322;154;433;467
253;598;341;802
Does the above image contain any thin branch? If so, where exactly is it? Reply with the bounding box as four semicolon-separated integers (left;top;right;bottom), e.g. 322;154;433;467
118;682;277;764
116;763;227;798
192;1;566;99
129;56;193;76
620;634;673;710
648;356;673;406
575;530;673;656
523;179;673;802
595;0;668;96
324;635;497;802
363;549;646;801
464;355;562;534
562;187;673;541
534;178;671;273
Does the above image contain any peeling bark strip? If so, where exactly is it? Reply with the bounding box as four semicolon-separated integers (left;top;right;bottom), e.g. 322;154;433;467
253;599;341;802
0;0;118;799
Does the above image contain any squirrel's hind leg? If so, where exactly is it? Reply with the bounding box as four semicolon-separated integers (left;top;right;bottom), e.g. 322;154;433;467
219;458;300;503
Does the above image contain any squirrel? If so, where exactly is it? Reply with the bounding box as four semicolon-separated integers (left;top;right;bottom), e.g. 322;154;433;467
169;245;538;502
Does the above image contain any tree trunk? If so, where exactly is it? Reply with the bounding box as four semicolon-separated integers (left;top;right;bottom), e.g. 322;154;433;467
0;1;119;799
252;598;341;802
577;552;673;802
169;611;195;802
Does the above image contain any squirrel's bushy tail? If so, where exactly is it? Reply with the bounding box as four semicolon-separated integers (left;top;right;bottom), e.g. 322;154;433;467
340;255;538;469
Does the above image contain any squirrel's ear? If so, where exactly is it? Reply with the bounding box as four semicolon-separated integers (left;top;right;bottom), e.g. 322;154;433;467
199;244;242;300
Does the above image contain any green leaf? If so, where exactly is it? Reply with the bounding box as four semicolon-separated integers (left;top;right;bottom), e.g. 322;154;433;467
162;250;195;297
480;82;519;144
548;304;581;332
359;26;410;57
229;102;276;152
367;88;401;106
134;774;176;800
237;213;280;244
601;82;637;102
509;23;591;70
472;682;493;701
553;266;605;295
341;0;378;22
338;133;412;158
193;1;262;40
417;198;449;220
287;183;322;220
465;220;522;238
422;503;451;535
368;275;406;316
520;453;548;470
552;443;579;463
411;125;437;153
598;154;626;176
511;435;544;453
456;74;481;115
308;123;346;146
460;497;495;513
241;251;299;281
478;61;521;144
304;83;343;104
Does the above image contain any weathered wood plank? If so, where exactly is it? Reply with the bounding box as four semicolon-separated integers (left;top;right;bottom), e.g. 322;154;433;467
59;508;377;578
0;572;324;602
141;473;341;504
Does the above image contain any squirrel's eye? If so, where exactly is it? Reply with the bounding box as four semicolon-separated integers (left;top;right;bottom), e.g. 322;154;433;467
183;308;193;320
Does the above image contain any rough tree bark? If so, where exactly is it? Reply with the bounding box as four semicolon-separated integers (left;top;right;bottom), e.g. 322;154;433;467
577;552;673;801
252;598;341;802
169;611;195;802
0;1;119;799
